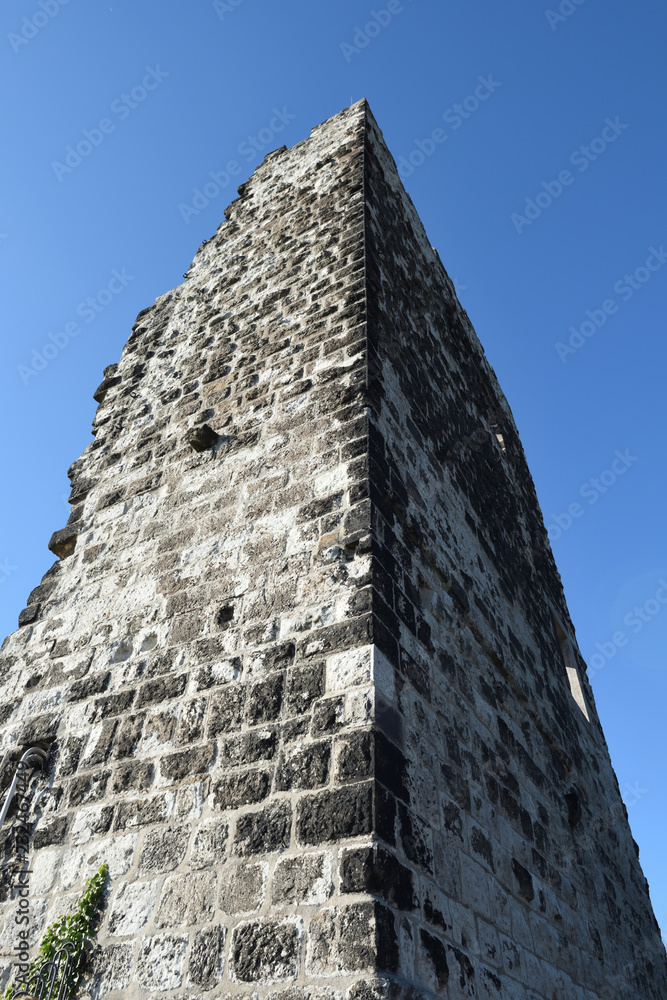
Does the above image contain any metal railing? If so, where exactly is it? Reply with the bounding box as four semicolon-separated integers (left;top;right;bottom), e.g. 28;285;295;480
0;746;48;830
13;942;76;1000
1;745;76;1000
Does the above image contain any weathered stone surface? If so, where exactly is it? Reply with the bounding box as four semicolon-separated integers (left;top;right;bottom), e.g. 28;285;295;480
297;783;373;845
275;740;331;790
220;861;267;914
230;917;301;983
307;903;377;976
212;767;272;810
155;871;217;927
107;878;158;936
187;924;226;988
47;525;78;560
190;819;229;868
271;853;330;906
138;826;190;873
86;942;133;997
234;801;292;856
135;933;188;991
186;423;219;452
0;98;665;1000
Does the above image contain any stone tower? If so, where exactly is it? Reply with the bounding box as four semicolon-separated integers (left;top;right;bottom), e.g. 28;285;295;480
1;100;665;1000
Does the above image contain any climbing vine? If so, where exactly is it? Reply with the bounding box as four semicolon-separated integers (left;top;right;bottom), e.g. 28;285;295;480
4;862;108;1000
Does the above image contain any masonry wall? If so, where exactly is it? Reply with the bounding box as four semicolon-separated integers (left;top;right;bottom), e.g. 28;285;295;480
0;99;665;1000
0;102;388;998
361;108;667;998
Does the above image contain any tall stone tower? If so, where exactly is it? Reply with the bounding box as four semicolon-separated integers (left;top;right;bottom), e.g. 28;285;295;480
1;101;665;1000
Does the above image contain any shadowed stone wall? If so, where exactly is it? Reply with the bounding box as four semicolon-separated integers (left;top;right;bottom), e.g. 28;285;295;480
0;100;665;1000
360;108;667;999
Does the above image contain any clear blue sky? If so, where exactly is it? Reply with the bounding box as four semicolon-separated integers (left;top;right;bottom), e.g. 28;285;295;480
1;0;665;937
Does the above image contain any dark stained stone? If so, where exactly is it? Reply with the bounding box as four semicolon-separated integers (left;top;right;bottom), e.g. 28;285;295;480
188;925;226;987
234;801;292;856
231;918;299;982
186;423;219;452
296;782;373;845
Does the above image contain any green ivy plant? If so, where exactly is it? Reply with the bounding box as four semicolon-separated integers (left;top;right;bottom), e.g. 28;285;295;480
4;862;108;1000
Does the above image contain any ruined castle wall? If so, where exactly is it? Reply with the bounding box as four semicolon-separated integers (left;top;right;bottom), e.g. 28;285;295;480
0;103;386;998
361;108;667;999
1;99;665;1000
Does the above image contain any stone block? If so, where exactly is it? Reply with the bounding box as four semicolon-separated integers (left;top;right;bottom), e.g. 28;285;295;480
220;860;268;914
187;924;226;988
271;852;331;906
307;903;379;977
296;782;373;845
416;928;450;993
208;684;245;737
248;673;284;724
135;933;189;991
160;742;215;782
276;741;331;791
212;767;272;810
156;870;217;928
86;942;133;997
108;878;158;936
234;800;292;856
230;917;302;983
138;825;190;873
186;423;219;452
189;818;229;868
325;645;372;692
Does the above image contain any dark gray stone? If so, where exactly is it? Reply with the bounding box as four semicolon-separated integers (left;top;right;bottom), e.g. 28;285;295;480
212;767;271;810
297;783;373;845
187;924;226;987
234;801;292;856
231;918;300;982
139;826;190;873
186;423;219;452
